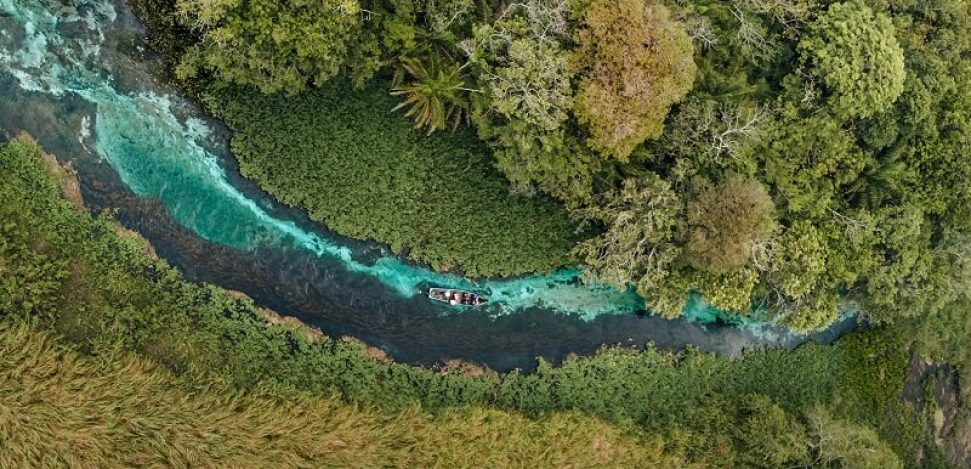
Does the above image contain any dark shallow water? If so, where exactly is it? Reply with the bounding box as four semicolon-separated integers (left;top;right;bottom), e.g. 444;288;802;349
0;0;855;371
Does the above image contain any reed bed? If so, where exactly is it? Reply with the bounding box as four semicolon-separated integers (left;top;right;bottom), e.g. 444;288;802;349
0;323;681;468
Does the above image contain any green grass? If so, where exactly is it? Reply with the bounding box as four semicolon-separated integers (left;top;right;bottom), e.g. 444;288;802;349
0;323;678;468
203;80;578;276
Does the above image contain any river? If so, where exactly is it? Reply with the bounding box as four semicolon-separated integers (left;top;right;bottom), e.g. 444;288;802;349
0;0;853;371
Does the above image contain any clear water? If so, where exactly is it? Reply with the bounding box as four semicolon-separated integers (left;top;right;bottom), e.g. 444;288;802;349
0;0;849;370
0;0;660;320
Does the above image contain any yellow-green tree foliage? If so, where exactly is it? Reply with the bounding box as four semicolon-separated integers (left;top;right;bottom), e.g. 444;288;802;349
807;407;903;469
770;221;827;301
575;0;696;159
693;267;761;312
0;323;689;468
799;1;905;118
574;174;682;295
175;0;379;94
735;395;811;467
686;173;775;274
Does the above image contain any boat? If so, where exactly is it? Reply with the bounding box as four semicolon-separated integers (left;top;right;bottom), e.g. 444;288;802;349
427;288;488;306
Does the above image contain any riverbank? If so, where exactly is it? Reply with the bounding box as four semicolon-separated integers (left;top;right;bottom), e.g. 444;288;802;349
0;135;945;464
0;0;858;371
0;323;663;467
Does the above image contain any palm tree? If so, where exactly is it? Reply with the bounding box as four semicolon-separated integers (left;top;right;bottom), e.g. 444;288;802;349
391;53;473;134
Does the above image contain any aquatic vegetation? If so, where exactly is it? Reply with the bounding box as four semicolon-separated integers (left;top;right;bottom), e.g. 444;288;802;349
206;80;575;278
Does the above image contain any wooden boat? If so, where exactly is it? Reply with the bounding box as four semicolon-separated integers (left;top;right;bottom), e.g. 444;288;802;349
427;288;488;306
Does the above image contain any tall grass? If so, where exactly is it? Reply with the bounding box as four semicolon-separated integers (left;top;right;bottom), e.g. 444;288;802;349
0;323;681;467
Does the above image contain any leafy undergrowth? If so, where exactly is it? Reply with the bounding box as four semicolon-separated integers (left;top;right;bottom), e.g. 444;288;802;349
203;80;578;277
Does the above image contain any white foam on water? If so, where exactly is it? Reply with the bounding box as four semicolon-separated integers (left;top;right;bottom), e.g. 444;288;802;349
0;0;654;319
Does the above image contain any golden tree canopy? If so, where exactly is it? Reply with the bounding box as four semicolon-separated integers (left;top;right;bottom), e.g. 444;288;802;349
575;0;697;160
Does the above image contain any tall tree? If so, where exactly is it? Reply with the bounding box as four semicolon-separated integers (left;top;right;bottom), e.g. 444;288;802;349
798;1;905;119
464;14;592;202
176;0;380;94
686;173;775;274
761;105;870;216
574;0;697;159
391;53;471;133
574;174;682;294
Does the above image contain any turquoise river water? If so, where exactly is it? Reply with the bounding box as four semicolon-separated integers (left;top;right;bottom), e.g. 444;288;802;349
0;0;850;369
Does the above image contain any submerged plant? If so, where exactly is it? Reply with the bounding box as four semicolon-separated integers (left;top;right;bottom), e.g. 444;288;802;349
391;53;473;134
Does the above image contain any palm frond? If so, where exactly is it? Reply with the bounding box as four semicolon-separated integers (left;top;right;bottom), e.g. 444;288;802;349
391;52;471;134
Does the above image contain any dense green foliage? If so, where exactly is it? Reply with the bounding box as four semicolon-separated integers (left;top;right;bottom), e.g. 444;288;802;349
574;174;682;296
915;299;971;405
579;0;971;331
1;323;670;467
464;8;593;202
204;81;577;276
574;0;697;159
152;0;971;335
0;0;969;462
4;136;960;466
806;407;903;468
799;1;906;119
175;0;380;94
117;0;971;461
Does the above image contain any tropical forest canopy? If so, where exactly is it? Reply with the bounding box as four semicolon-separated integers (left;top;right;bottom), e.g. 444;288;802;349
158;0;971;333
